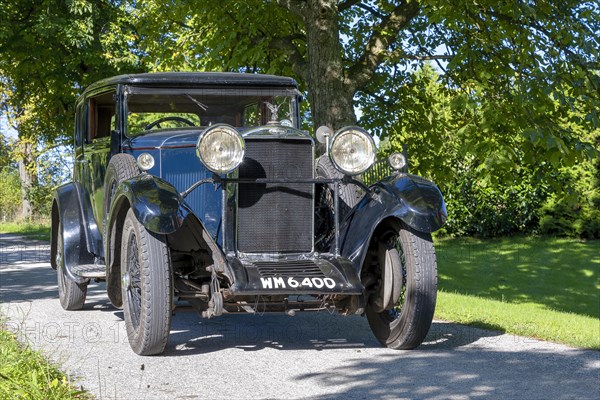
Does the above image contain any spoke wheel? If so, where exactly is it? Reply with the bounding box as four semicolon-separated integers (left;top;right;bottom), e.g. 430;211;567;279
365;221;437;349
103;154;140;308
121;209;173;355
316;155;363;212
314;183;334;250
125;233;143;330
56;222;88;310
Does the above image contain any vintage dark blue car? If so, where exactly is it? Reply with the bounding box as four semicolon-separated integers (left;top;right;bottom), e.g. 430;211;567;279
51;72;447;355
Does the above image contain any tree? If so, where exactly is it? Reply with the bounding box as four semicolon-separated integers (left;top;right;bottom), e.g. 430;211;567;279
0;0;141;218
1;0;598;226
128;0;423;129
129;1;598;162
360;1;598;172
371;64;600;237
0;132;20;220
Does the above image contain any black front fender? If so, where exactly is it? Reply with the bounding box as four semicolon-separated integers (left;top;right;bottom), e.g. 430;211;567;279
339;173;447;272
104;174;188;307
108;174;188;235
104;175;222;307
379;173;447;232
51;182;98;283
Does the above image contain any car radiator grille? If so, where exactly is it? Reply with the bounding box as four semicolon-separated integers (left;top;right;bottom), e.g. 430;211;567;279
237;138;313;253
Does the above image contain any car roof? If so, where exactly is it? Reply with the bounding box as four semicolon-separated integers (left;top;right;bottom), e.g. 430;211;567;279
83;72;298;96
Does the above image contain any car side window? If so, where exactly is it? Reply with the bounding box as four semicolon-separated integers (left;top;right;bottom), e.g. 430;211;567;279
74;103;86;147
88;92;116;143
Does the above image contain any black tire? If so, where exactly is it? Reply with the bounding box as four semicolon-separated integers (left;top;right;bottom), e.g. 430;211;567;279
365;221;437;349
103;154;140;224
56;222;88;310
316;155;363;211
121;209;173;355
103;154;139;309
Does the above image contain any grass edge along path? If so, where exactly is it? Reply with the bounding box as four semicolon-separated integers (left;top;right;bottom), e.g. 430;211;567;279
434;236;600;350
0;221;51;241
0;319;91;399
1;222;84;398
435;291;600;350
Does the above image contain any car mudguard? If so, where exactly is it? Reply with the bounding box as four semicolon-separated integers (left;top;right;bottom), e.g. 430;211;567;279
108;174;189;235
107;174;227;269
104;174;227;307
339;173;447;273
51;182;100;283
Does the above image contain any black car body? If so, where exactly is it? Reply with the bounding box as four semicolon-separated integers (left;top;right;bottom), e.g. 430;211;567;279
51;72;447;355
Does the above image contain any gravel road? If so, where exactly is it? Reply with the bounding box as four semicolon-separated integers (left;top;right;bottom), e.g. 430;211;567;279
1;233;598;400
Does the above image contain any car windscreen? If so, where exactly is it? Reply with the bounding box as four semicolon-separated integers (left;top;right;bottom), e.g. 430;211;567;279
124;86;300;136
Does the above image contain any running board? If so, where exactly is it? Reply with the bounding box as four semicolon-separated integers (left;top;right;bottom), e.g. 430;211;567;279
72;264;106;279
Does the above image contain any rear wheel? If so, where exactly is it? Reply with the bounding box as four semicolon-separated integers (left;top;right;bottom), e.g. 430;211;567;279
104;154;140;309
121;209;173;355
56;222;88;310
103;154;140;225
365;221;437;349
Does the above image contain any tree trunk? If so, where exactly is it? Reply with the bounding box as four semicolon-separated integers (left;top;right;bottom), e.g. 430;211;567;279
305;0;356;132
18;141;36;219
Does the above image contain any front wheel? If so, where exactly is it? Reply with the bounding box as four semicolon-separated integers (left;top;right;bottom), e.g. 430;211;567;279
365;221;437;349
316;155;363;212
121;209;173;355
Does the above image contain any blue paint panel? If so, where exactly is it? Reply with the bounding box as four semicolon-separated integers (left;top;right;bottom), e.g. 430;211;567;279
161;147;222;240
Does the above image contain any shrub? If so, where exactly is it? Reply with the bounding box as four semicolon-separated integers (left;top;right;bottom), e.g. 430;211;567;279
0;167;21;221
539;159;600;239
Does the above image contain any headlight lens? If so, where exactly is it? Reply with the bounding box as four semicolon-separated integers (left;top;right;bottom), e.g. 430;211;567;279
388;152;406;170
137;152;155;171
329;127;376;175
196;124;245;174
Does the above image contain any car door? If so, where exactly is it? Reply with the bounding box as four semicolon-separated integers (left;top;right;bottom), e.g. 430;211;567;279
81;90;117;235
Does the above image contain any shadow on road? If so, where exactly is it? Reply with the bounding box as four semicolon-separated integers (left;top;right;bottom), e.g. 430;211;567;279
0;235;50;265
159;313;505;355
293;345;599;399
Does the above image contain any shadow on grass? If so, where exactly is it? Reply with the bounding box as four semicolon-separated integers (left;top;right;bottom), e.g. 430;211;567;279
436;236;600;318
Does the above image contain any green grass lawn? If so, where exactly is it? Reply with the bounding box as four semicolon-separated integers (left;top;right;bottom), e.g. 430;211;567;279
0;221;51;241
434;236;600;349
0;327;89;399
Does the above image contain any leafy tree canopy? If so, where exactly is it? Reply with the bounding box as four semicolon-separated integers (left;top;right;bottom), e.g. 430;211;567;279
127;1;598;154
0;0;141;146
0;0;142;217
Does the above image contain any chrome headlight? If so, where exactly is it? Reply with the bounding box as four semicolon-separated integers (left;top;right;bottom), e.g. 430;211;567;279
329;126;376;175
196;124;245;174
136;152;155;171
388;152;407;170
